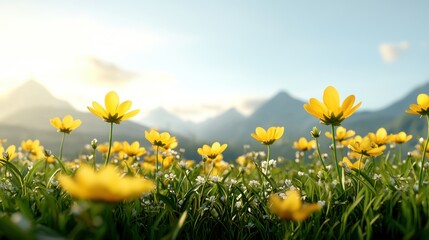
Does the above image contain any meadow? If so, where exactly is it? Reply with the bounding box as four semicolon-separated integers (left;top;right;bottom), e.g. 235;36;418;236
1;86;429;240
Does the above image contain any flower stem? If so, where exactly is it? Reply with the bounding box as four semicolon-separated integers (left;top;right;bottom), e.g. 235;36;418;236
419;115;429;189
92;149;97;170
315;137;328;172
331;124;344;193
155;146;160;195
59;132;66;161
104;122;114;166
266;145;271;176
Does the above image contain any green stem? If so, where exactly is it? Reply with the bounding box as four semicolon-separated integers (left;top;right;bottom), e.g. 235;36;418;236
59;132;66;161
315;137;328;172
398;144;403;165
104;122;114;166
419;115;429;189
331;124;344;193
155;146;160;195
92;149;97;170
266;145;271;176
356;154;364;195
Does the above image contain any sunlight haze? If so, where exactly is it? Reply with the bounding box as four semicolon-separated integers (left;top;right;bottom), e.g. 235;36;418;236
0;1;428;122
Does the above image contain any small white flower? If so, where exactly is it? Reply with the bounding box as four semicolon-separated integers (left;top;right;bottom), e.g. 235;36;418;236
372;174;381;180
318;200;326;207
298;171;304;176
211;176;221;182
249;180;260;187
179;161;187;169
196;176;205;184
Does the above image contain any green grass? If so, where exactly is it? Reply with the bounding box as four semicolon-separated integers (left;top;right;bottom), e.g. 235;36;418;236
1;135;429;240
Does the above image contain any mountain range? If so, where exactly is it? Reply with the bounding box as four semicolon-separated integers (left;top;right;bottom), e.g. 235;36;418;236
1;80;429;161
141;80;429;158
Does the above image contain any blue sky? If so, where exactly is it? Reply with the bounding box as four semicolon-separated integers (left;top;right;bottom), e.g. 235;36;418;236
0;1;428;122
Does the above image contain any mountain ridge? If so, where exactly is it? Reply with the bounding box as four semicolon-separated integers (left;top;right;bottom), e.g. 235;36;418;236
2;79;429;160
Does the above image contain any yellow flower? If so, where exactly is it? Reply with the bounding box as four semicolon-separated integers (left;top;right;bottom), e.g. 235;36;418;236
141;162;156;173
348;136;386;158
392;132;413;144
0;145;17;162
87;91;140;124
121;141;146;158
145;129;177;148
98;142;123;154
236;155;256;173
58;164;154;202
44;150;56;164
50;115;82;134
293;137;316;152
21;139;44;160
268;190;321;221
406;93;429;116
367;128;393;146
251;126;284;145
339;157;364;170
160;155;175;169
197;142;228;160
325;126;355;143
304;86;361;125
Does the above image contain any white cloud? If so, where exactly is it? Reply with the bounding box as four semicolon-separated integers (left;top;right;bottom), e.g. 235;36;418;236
379;41;410;63
80;57;138;84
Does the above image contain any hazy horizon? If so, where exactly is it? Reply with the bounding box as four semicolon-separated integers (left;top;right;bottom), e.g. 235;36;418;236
1;79;428;124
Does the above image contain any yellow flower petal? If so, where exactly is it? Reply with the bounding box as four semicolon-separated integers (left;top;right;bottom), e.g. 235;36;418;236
105;91;120;115
323;86;340;110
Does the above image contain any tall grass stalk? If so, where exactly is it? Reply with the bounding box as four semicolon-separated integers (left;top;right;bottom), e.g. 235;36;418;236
418;115;429;189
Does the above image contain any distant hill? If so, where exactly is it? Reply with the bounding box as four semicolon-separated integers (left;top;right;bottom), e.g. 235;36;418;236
141;81;429;159
345;81;429;136
3;79;429;162
0;80;200;160
140;107;196;137
196;108;246;142
0;80;72;120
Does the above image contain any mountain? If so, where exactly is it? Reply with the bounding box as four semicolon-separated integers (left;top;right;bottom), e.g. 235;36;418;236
140;107;196;136
140;81;429;159
18;78;425;159
0;80;200;160
0;80;72;120
196;107;246;142
344;81;429;136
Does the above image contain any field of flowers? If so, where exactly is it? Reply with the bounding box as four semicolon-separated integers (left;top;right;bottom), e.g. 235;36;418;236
1;86;429;239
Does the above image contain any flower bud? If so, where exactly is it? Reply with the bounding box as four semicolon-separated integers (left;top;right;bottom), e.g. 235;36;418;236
310;127;320;138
